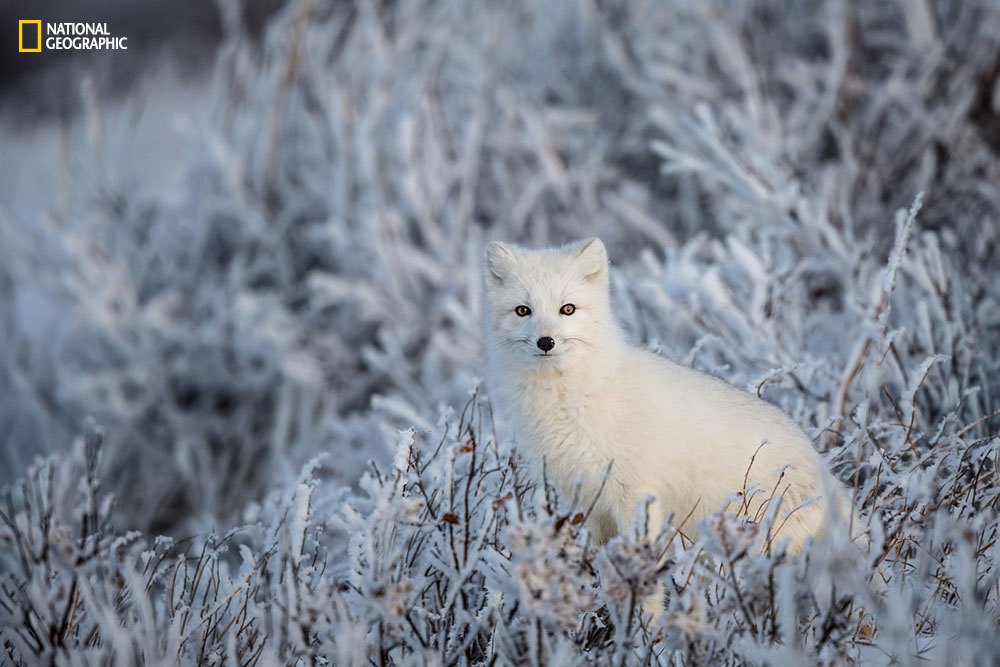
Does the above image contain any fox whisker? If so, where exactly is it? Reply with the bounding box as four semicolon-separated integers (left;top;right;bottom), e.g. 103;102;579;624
563;336;594;349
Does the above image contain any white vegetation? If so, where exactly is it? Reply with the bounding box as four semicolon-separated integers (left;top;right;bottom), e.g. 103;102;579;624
1;0;999;663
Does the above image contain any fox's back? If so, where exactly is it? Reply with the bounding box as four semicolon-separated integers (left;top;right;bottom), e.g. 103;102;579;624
603;349;829;509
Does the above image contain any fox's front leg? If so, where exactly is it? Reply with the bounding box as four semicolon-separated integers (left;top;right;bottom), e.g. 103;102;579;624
588;511;619;546
638;500;666;620
607;496;667;619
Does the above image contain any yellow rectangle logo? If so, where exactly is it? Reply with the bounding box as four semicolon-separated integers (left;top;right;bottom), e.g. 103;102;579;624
19;20;42;52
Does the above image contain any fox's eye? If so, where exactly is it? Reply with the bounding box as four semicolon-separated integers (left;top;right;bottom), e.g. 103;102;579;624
560;304;576;316
515;305;531;317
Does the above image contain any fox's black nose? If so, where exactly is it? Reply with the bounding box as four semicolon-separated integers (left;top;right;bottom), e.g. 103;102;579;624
537;336;555;352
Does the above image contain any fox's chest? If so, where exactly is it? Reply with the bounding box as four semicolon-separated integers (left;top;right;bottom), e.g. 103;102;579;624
508;382;619;487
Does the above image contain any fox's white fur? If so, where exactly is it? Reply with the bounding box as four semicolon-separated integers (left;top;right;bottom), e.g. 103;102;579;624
483;237;849;558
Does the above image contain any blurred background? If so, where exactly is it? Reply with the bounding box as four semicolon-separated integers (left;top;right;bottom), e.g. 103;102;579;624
1;0;998;536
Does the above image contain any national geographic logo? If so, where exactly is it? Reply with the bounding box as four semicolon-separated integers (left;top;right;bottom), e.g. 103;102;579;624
18;20;128;53
18;20;41;52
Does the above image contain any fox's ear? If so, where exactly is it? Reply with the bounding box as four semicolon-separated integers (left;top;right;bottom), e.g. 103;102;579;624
572;237;608;284
485;241;518;288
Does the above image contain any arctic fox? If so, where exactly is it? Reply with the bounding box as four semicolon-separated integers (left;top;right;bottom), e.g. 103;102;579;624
483;237;849;556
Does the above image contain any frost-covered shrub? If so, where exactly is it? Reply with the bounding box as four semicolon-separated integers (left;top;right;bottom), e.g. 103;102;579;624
2;0;999;538
3;377;999;664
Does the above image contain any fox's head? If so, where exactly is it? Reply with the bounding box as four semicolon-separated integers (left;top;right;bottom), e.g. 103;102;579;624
483;238;617;370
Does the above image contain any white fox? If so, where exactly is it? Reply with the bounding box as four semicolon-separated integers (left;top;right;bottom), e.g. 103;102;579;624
483;238;850;562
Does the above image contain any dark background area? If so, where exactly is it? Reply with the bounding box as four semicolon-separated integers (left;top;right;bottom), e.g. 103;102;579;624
0;0;285;124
